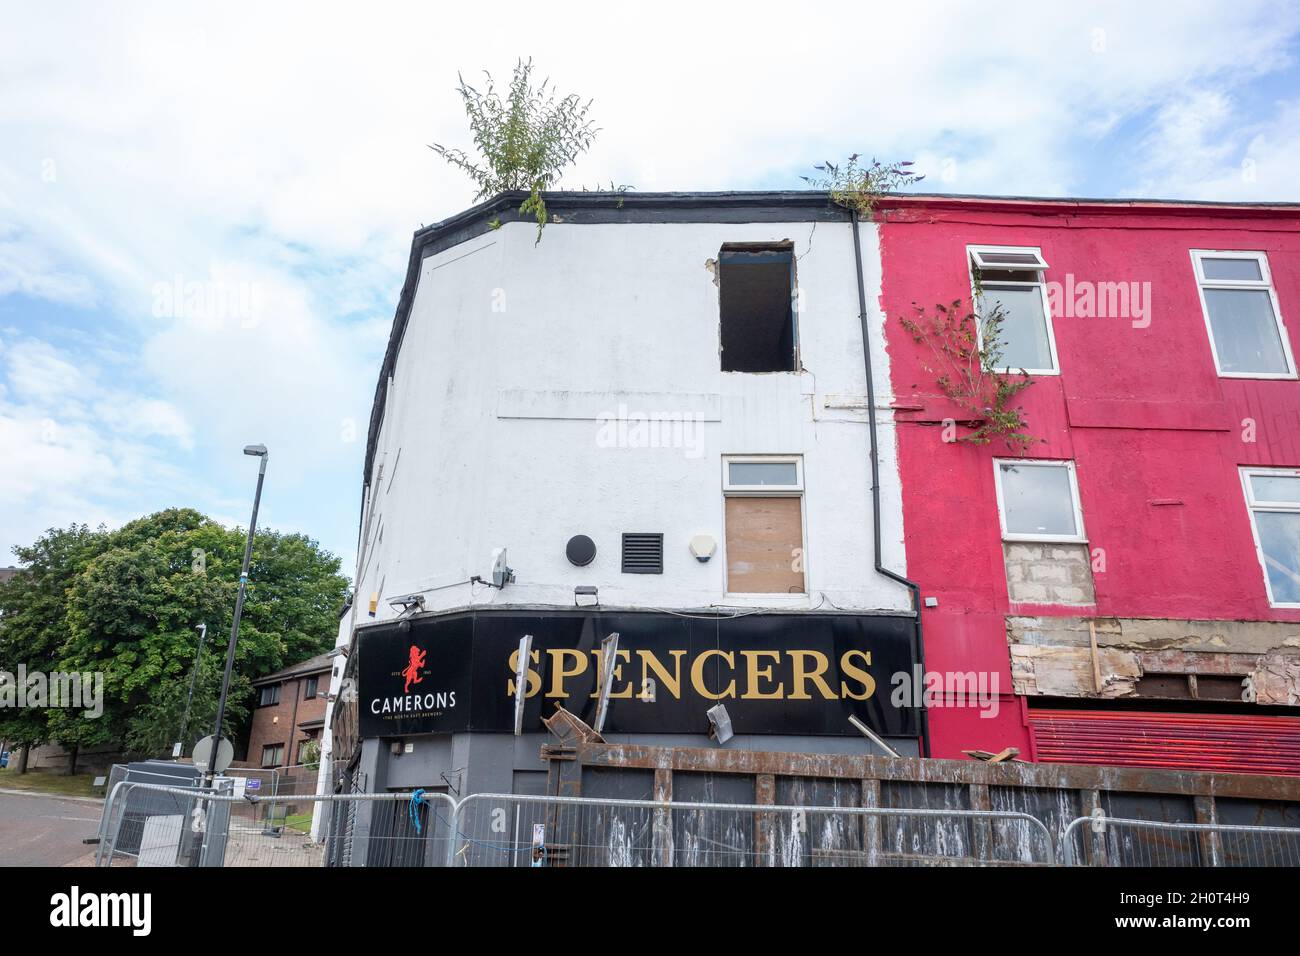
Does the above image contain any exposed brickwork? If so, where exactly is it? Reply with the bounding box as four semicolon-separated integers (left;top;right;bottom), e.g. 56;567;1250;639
1003;542;1096;606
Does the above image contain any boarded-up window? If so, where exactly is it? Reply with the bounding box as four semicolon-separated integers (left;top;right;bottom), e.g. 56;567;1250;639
725;496;805;593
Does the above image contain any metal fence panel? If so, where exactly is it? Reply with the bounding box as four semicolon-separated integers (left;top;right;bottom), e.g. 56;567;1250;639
1062;815;1300;866
448;793;1057;867
98;786;1300;868
96;784;457;868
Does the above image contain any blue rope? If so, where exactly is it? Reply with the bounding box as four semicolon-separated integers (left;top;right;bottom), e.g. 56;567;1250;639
408;791;525;856
408;788;426;835
430;810;518;854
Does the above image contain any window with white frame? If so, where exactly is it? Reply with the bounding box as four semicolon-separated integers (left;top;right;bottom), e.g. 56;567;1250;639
993;459;1085;542
722;456;805;594
1240;467;1300;607
969;245;1058;375
1191;251;1294;377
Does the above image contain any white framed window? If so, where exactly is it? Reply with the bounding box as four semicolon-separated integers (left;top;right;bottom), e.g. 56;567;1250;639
722;455;803;494
722;455;805;594
1191;250;1295;378
970;247;1049;271
1240;466;1300;608
993;459;1086;543
969;244;1059;376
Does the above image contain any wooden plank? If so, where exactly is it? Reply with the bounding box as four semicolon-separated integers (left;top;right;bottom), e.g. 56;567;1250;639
1089;619;1103;693
1193;795;1222;867
725;496;804;593
754;773;776;867
861;778;882;867
969;783;992;862
653;767;673;868
571;739;1300;801
1085;789;1107;867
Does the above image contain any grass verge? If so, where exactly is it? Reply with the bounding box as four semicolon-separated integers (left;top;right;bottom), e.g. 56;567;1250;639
0;768;103;798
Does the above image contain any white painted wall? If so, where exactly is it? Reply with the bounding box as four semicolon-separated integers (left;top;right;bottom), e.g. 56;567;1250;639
310;613;350;839
349;217;908;628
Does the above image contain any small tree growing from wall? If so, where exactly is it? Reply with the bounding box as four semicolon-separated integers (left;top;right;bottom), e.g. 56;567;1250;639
431;58;598;242
800;156;1038;451
900;296;1040;452
802;155;925;219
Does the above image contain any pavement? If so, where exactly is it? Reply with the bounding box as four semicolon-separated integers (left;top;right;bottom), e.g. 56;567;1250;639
0;789;103;866
0;788;329;867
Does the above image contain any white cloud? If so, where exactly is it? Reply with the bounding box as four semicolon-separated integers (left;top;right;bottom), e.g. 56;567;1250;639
1129;92;1300;200
0;0;1298;574
0;330;195;559
0;224;96;306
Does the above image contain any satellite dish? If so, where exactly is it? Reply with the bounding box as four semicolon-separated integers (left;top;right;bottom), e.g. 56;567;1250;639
192;735;234;774
490;547;515;588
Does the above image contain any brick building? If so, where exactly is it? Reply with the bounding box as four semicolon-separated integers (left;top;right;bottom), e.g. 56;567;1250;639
246;651;335;769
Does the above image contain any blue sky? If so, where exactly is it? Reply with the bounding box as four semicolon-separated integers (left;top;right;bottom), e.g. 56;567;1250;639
3;1;1300;582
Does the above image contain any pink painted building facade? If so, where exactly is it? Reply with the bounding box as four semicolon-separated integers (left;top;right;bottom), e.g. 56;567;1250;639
878;197;1300;774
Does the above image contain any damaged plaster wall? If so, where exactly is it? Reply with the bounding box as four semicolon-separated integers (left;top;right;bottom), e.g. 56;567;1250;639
350;218;913;620
1007;615;1300;705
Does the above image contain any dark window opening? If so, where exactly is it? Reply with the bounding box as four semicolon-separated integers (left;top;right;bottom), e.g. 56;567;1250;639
261;743;284;768
1133;673;1248;702
258;685;280;707
303;676;319;699
719;245;796;372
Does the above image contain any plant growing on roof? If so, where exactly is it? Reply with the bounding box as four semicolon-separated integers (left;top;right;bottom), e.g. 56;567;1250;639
802;155;925;219
431;58;599;243
899;292;1041;453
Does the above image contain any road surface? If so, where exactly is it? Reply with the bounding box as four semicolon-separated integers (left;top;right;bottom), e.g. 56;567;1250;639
0;790;102;866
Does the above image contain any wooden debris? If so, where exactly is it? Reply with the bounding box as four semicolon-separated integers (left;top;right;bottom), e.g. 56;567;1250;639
962;747;1022;763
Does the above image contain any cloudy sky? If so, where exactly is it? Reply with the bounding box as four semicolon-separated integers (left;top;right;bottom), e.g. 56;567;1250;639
2;0;1298;581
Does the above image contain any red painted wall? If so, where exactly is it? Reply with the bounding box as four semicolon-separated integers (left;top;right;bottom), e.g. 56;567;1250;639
877;199;1300;760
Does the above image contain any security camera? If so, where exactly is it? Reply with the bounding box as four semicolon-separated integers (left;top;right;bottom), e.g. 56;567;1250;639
387;593;425;614
471;548;515;589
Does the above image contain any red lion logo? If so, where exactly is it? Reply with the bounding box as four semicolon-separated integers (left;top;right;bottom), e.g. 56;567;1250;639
401;645;427;693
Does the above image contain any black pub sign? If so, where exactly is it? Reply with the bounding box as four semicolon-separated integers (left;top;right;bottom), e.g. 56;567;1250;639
356;610;921;739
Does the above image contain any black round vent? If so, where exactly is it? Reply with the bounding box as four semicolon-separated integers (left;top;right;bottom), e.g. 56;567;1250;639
566;534;596;567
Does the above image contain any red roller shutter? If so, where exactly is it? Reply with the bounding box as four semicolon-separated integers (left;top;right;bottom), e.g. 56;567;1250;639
1028;709;1300;777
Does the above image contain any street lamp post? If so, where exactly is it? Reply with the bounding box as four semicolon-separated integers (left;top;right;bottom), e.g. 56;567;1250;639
175;623;207;758
203;443;268;785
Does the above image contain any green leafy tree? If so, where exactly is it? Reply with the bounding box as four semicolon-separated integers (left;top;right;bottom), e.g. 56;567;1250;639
0;524;109;771
1;509;349;763
431;58;598;242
